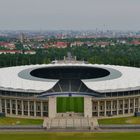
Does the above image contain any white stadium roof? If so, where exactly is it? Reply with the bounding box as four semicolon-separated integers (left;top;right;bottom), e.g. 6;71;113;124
0;63;140;93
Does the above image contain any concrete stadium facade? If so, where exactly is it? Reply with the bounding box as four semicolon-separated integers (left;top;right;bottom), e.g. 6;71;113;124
0;61;140;119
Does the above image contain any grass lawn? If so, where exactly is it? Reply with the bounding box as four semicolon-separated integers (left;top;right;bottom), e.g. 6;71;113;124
0;132;140;140
0;117;43;125
98;116;140;125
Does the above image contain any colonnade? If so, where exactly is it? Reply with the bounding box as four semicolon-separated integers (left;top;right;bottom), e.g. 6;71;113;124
92;97;140;117
0;98;48;117
0;96;140;118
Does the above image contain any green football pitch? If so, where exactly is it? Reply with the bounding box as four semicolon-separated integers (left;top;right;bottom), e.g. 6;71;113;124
57;97;84;113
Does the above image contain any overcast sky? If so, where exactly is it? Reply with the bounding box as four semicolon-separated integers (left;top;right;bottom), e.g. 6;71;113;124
0;0;140;30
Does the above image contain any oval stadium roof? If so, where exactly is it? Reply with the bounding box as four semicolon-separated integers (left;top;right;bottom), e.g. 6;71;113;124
0;63;140;93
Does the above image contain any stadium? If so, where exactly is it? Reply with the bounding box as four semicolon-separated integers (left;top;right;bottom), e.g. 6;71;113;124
0;56;140;124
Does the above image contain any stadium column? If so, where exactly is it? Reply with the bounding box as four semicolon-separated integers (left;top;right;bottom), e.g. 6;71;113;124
122;99;125;115
139;98;140;112
48;97;56;118
97;101;100;117
84;97;92;118
111;100;113;115
5;99;7;115
104;100;106;116
116;100;119;115
10;99;12;115
0;99;1;112
15;100;18;115
21;100;24;116
34;101;36;117
133;98;135;113
128;98;130;114
41;101;43;117
28;101;30;116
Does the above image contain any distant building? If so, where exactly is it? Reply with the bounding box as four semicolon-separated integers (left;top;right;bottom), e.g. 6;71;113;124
20;33;26;43
0;50;36;55
96;42;110;48
70;41;84;47
33;36;45;42
130;40;140;45
44;42;68;49
0;42;16;50
24;50;36;55
55;42;67;48
0;50;22;54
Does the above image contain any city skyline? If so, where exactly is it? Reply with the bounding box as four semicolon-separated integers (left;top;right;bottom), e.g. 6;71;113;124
0;0;140;31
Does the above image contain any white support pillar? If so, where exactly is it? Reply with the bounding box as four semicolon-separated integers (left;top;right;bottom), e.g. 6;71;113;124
84;97;92;118
15;100;18;115
133;98;135;113
104;100;106;116
0;99;2;112
34;101;36;117
48;97;56;118
116;100;119;115
97;101;100;117
139;97;140;112
41;101;43;117
5;99;7;115
122;99;125;115
21;100;24;116
128;98;130;114
111;100;113;115
28;101;30;117
10;100;12;115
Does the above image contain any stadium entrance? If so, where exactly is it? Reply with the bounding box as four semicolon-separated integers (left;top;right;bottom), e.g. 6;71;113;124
56;97;84;117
